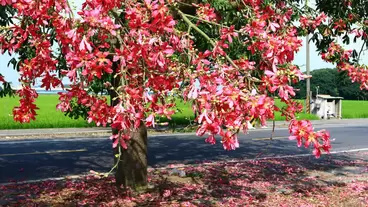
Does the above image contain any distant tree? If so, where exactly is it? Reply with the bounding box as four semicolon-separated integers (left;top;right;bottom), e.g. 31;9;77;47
294;68;368;100
293;68;338;98
338;70;368;100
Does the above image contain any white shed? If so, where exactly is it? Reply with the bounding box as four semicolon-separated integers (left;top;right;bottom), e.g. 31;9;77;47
310;94;343;120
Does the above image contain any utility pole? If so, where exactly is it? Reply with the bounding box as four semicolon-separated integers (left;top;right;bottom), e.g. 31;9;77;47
305;0;311;114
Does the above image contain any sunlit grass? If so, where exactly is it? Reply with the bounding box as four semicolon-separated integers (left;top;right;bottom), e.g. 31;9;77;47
0;95;94;129
3;94;353;130
341;100;368;118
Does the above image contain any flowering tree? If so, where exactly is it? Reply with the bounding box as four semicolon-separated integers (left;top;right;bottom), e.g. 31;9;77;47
1;0;368;190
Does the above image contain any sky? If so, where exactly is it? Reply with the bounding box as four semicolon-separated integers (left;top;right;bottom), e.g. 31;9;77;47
1;0;368;87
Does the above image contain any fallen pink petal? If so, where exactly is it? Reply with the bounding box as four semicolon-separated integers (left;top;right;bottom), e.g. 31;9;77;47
0;152;367;206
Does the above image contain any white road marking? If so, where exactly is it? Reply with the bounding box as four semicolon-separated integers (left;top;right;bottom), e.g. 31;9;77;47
0;149;87;157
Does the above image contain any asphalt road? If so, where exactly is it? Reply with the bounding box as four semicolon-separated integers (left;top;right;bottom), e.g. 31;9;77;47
0;124;368;183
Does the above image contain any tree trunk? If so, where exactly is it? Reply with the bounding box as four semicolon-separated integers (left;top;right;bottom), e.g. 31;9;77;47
112;124;148;192
109;61;148;192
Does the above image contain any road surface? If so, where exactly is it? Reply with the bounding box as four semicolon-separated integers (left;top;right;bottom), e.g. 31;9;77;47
0;124;368;183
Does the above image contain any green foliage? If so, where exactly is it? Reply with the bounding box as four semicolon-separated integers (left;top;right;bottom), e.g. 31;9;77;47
0;5;16;27
294;68;339;98
293;68;368;100
305;0;368;64
210;0;234;11
63;98;90;120
0;82;15;98
178;0;252;59
0;72;15;98
337;70;368;100
315;0;368;19
88;74;111;95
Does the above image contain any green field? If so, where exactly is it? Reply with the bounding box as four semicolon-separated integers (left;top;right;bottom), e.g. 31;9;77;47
7;94;367;130
0;95;95;129
341;100;368;118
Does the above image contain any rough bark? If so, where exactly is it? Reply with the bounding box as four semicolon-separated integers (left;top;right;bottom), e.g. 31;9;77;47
109;62;148;192
112;124;148;192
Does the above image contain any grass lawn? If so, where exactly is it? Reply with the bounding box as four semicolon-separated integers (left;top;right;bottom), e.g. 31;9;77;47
0;94;341;130
0;95;95;129
342;100;368;118
158;98;320;126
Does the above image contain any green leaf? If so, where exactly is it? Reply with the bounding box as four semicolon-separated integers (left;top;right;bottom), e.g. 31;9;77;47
352;49;358;59
342;34;350;45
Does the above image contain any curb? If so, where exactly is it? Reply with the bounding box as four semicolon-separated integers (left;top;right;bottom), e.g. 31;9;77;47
1;119;368;139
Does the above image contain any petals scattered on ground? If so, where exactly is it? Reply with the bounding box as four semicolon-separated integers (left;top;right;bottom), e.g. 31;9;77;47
0;152;367;206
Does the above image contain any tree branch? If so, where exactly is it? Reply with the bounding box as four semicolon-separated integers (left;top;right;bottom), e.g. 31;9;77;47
357;39;367;64
177;10;240;71
66;0;75;18
183;13;243;33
